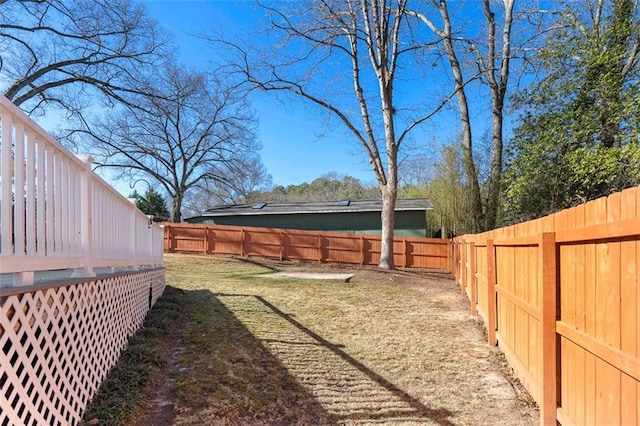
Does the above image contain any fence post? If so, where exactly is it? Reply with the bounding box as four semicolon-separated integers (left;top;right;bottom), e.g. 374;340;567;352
486;239;496;346
280;230;285;261
461;240;467;295
317;234;322;264
202;226;207;254
450;241;455;278
165;225;171;253
401;238;406;268
360;235;365;265
71;155;96;278
540;232;558;425
210;227;216;255
127;197;138;271
469;242;477;315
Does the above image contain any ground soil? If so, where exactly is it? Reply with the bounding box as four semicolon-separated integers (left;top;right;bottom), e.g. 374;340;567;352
133;255;539;426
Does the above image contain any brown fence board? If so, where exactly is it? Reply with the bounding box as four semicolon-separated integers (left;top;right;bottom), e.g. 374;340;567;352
164;223;451;270
454;185;640;426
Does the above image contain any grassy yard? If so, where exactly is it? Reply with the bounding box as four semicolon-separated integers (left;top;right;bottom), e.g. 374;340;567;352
84;253;537;425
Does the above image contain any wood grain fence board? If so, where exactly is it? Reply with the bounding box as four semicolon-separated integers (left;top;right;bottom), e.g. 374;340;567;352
573;203;587;426
469;242;477;315
461;241;467;295
591;197;615;425
487;239;497;346
557;208;576;421
525;217;541;386
516;245;527;369
540;232;558;426
620;188;640;425
476;244;489;326
583;200;598;426
496;329;541;403
605;193;623;425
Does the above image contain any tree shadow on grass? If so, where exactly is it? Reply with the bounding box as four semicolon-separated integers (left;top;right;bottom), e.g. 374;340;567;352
164;289;334;425
214;292;455;425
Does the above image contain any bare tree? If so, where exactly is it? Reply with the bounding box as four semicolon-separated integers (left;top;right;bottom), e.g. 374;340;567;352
217;0;445;269
193;156;273;207
0;0;168;115
473;0;515;230
409;1;485;232
68;64;260;223
411;0;516;231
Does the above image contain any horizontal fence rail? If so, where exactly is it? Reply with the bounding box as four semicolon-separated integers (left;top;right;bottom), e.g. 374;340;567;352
453;185;640;426
0;95;163;285
163;223;451;270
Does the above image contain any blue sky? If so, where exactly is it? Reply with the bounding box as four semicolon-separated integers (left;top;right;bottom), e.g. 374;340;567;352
140;0;467;189
143;0;379;187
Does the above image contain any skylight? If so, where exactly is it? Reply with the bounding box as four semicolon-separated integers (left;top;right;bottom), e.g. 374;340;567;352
338;200;350;206
252;202;267;209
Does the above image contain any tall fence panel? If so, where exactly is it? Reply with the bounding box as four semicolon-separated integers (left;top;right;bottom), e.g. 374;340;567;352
164;223;451;270
454;185;640;426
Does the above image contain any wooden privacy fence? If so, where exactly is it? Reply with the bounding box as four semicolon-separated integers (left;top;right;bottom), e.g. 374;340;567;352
453;186;640;426
163;223;451;270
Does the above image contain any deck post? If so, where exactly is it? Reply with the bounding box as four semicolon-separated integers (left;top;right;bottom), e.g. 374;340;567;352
71;155;96;278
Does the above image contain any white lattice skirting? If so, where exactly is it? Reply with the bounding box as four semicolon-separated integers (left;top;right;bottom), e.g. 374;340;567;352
0;268;165;426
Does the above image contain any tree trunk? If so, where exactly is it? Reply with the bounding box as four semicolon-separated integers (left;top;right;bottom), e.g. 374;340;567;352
485;102;503;230
378;182;397;269
481;0;513;231
172;193;183;223
438;1;485;233
378;83;399;269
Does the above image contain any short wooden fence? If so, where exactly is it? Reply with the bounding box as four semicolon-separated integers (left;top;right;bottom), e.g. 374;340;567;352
454;185;640;426
163;223;451;270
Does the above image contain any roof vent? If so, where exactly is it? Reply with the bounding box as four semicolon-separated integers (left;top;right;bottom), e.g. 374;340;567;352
338;200;350;206
252;202;267;209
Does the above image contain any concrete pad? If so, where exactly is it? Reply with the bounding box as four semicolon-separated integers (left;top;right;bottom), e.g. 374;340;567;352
258;272;354;282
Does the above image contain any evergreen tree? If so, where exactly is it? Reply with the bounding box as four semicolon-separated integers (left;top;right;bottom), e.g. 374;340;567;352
130;188;171;222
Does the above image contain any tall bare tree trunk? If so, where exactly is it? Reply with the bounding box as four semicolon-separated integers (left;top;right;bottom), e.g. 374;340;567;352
379;183;398;269
482;0;513;230
427;1;485;232
378;119;398;269
172;192;183;223
485;102;504;230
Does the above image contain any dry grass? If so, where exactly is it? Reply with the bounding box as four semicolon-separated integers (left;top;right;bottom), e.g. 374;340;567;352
132;253;538;425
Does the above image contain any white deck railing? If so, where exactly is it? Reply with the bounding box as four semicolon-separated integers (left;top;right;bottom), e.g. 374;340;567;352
0;94;163;286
